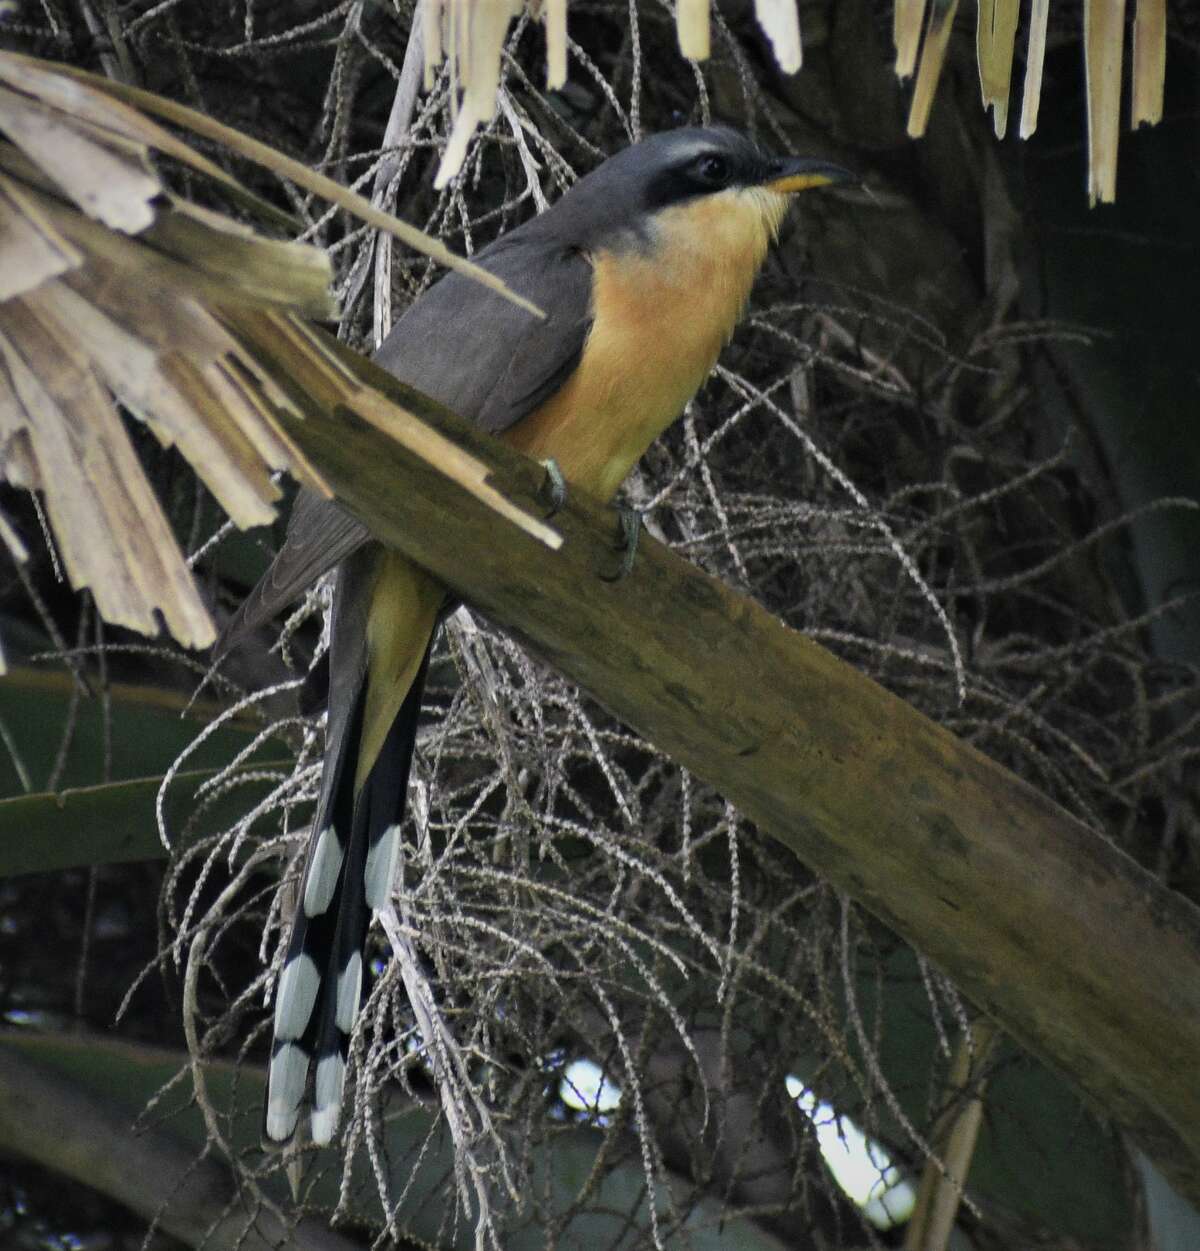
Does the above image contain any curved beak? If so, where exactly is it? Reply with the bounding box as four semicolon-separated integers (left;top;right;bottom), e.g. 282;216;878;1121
761;157;858;195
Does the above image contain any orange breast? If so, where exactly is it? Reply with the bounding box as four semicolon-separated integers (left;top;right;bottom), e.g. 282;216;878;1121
503;188;779;502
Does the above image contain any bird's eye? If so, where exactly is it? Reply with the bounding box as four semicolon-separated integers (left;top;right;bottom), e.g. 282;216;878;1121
695;154;731;185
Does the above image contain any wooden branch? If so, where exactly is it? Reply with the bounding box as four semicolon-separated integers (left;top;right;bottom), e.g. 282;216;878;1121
0;1042;358;1251
229;312;1200;1207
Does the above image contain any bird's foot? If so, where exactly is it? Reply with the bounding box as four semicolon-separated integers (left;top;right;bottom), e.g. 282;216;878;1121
600;507;642;582
538;458;568;516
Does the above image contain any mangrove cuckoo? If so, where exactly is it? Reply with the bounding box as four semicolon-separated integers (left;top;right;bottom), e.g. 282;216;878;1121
224;127;852;1145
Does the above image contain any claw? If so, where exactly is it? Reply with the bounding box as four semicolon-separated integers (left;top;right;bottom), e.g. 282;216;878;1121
539;458;568;515
599;507;642;582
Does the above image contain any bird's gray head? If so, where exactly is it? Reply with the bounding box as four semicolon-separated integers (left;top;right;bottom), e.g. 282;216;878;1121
531;126;854;251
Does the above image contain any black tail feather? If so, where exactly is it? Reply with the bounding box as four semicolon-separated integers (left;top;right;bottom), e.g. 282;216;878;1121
265;639;434;1145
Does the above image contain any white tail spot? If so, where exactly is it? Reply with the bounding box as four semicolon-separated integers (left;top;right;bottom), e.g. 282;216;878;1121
363;823;401;911
311;1052;346;1144
303;825;343;917
266;1042;308;1141
273;952;320;1041
336;950;363;1034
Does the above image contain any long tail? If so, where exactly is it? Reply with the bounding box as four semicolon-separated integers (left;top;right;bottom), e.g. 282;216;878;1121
265;548;437;1144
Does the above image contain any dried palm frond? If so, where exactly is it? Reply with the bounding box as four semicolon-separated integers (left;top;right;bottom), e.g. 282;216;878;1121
0;54;332;654
0;51;541;660
423;2;1167;203
894;0;1166;203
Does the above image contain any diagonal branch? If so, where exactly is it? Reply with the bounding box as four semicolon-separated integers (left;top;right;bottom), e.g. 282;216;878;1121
0;1041;358;1251
226;310;1200;1208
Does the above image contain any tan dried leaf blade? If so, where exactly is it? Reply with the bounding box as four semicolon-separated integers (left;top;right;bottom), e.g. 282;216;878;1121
1085;0;1127;205
221;309;562;552
0;52;339;652
976;0;1021;138
1132;0;1166;128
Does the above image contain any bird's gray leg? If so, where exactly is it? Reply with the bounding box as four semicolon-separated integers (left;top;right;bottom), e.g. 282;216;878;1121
539;458;568;515
599;507;642;582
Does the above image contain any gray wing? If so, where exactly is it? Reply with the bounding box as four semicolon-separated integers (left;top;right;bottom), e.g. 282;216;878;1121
219;235;592;652
373;234;593;434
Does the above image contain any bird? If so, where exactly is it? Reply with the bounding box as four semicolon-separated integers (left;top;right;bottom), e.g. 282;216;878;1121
221;126;853;1146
